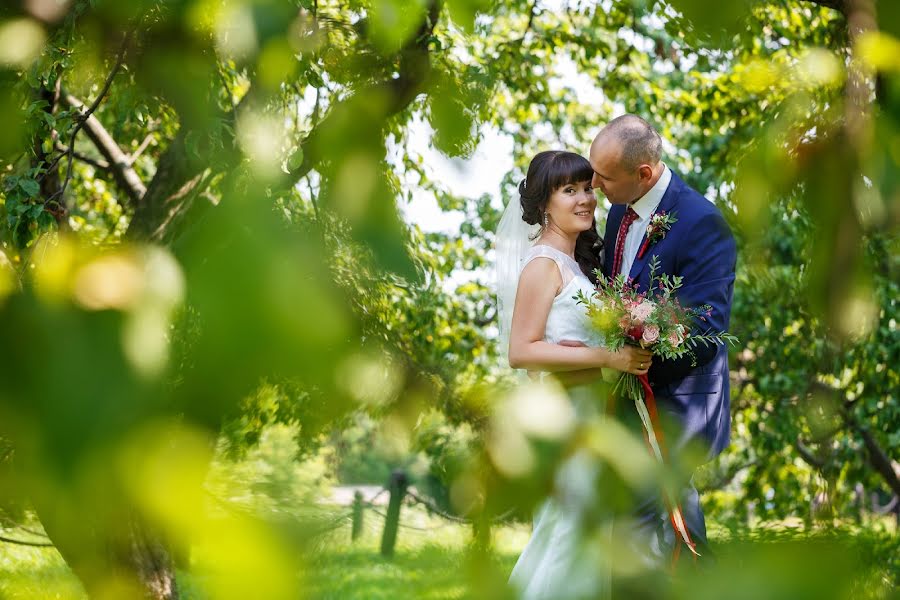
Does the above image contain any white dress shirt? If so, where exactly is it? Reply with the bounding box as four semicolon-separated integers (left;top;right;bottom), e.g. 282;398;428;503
618;164;672;277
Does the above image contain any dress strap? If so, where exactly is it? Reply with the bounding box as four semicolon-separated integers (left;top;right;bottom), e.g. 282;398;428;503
523;245;577;289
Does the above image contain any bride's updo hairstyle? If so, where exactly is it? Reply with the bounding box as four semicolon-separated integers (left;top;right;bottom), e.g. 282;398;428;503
518;150;603;283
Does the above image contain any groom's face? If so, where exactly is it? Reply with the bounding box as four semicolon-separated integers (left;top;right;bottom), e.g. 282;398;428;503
589;142;642;205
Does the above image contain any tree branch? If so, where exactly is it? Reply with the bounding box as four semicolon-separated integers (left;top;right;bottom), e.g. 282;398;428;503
311;84;322;129
305;175;320;221
285;0;442;184
148;170;215;243
128;0;441;245
794;437;826;469
55;142;110;170
64;94;146;205
216;64;238;118
841;404;900;498
127;134;155;166
801;0;848;15
51;32;131;209
507;1;537;46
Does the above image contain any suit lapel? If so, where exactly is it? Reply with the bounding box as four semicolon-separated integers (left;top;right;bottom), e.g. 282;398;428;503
627;171;683;283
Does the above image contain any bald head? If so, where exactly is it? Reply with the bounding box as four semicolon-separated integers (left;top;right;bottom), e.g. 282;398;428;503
591;114;663;172
589;115;665;205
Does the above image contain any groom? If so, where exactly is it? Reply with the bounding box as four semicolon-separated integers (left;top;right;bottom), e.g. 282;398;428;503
589;114;737;562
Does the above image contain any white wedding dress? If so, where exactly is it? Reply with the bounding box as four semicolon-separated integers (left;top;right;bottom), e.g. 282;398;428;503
508;244;611;600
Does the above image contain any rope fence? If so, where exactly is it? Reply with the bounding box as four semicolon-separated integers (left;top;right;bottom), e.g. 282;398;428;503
0;470;519;556
342;469;517;556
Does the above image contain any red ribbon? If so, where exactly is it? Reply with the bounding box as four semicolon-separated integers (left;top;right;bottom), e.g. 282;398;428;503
636;373;699;565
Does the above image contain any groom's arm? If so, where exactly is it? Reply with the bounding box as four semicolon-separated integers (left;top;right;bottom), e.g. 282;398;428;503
650;209;736;385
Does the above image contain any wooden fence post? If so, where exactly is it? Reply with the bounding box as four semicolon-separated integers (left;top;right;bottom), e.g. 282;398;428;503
351;490;364;542
380;470;407;557
472;512;491;552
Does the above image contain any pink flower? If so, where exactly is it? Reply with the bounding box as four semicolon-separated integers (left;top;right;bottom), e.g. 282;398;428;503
630;300;655;322
642;324;660;344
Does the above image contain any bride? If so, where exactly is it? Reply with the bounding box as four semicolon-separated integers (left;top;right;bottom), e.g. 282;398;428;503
496;150;652;599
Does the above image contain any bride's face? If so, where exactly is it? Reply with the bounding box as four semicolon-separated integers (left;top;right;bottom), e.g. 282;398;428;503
545;180;596;234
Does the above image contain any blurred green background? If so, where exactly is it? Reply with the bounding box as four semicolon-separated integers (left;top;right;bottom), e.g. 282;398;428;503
0;0;897;598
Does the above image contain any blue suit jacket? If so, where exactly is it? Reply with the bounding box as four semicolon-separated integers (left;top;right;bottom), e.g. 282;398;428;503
603;171;737;457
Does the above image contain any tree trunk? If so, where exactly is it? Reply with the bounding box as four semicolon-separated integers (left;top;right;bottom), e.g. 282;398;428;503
126;515;180;600
32;495;180;599
125;132;213;244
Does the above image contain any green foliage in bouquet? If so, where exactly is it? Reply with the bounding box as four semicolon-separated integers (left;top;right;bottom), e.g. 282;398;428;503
576;255;738;365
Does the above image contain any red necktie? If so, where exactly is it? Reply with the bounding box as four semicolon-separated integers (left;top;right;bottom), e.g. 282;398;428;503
611;207;638;277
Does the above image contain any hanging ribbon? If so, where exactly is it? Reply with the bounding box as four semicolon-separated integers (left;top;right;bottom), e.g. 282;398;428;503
632;373;700;562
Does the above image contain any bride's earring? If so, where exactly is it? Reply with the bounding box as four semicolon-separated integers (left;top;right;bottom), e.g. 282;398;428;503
543;212;549;228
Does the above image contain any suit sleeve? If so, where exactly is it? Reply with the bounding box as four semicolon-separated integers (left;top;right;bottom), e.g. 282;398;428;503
649;209;736;385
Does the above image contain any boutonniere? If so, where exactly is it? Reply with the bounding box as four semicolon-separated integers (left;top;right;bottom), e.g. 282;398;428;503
637;211;677;259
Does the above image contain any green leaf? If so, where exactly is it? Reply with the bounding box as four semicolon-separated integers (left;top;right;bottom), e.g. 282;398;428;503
37;211;55;228
446;0;491;33
287;146;305;172
368;0;428;54
18;178;40;198
306;65;325;89
879;0;900;38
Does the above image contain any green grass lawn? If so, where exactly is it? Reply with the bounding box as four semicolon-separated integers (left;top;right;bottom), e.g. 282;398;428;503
0;542;87;599
1;509;896;600
0;507;527;600
302;508;526;600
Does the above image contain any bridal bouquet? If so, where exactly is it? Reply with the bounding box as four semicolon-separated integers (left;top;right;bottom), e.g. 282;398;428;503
575;255;736;401
575;256;737;558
